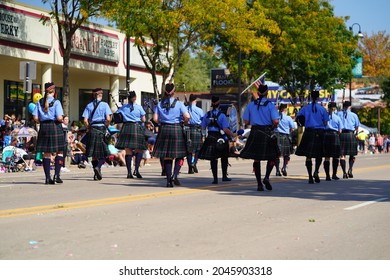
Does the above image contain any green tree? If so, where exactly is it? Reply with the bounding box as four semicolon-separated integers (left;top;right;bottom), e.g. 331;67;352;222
380;76;390;104
41;0;102;116
103;0;278;99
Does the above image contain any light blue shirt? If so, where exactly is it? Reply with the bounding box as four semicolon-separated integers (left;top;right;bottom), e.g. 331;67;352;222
297;102;329;129
116;103;145;122
155;97;187;124
276;112;295;134
201;109;229;132
337;109;360;131
326;112;343;131
187;104;204;125
243;97;279;126
82;100;112;126
33;96;63;121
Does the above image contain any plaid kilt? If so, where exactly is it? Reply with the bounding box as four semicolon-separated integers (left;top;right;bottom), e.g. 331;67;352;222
198;131;228;160
186;125;203;153
115;122;147;150
339;131;358;156
295;128;324;158
85;126;110;159
240;126;278;160
323;130;341;158
152;123;187;159
276;132;292;156
36;121;65;153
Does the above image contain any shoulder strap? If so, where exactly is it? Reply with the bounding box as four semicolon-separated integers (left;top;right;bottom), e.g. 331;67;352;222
170;99;178;108
90;101;101;121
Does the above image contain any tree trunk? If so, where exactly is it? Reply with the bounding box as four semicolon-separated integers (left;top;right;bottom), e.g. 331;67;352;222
62;48;71;117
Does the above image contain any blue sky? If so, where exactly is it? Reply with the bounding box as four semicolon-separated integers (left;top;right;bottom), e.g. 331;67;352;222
17;0;389;35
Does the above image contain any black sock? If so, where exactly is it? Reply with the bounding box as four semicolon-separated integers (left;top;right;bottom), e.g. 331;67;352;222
253;161;261;185
315;157;322;173
125;155;132;175
211;160;218;181
54;155;63;177
275;158;280;172
173;158;183;178
332;158;339;176
97;158;105;169
348;156;355;172
164;160;173;183
340;159;346;174
135;153;143;172
265;160;274;180
305;160;313;179
323;160;330;177
283;156;290;169
43;158;51;180
221;157;228;178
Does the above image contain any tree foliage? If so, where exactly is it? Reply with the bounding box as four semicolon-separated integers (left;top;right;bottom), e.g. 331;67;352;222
102;0;279;99
359;31;390;77
41;0;102;115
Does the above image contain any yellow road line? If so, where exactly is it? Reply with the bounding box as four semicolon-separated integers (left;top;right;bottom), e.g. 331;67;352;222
0;182;255;218
1;164;388;219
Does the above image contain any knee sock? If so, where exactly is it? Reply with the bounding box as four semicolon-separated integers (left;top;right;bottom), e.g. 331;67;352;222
283;156;290;169
332;158;339;176
314;157;322;173
305;160;313;179
125;155;132;175
92;159;98;169
323;160;330;178
265;160;274;180
253;161;261;185
135;153;143;172
221;157;229;178
275;158;280;172
210;160;218;181
54;155;63;177
187;154;193;167
97;158;106;169
43;158;51;180
348;156;355;172
173;158;183;178
164;159;173;183
340;159;346;174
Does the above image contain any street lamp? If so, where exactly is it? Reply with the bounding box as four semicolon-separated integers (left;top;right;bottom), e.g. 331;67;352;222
349;23;364;102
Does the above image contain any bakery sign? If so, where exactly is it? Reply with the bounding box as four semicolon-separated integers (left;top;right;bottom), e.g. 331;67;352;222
70;26;120;63
0;4;51;49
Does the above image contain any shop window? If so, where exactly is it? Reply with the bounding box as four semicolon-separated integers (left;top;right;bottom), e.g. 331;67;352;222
141;91;156;122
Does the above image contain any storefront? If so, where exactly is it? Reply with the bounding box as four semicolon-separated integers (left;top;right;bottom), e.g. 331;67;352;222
0;1;161;123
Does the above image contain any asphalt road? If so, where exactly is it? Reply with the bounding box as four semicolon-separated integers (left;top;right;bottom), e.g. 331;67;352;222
0;153;389;260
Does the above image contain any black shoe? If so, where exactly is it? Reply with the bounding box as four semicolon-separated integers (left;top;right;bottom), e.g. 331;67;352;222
93;167;102;180
161;170;166;176
308;177;314;184
93;175;98;181
45;178;55;185
166;180;174;188
332;175;340;180
127;173;134;179
133;170;136;176
326;176;331;181
211;180;218;184
257;184;264;191
313;172;320;183
54;176;63;184
222;177;232;182
192;164;198;173
78;163;86;169
281;168;287;176
188;168;194;174
135;171;143;179
343;173;348;179
276;171;282;176
348;171;353;178
172;177;181;186
263;179;272;190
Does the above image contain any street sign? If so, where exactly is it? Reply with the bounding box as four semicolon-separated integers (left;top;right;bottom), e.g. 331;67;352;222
19;61;37;80
23;79;32;93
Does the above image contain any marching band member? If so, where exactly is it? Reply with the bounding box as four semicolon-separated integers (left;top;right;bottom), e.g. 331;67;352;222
240;85;279;191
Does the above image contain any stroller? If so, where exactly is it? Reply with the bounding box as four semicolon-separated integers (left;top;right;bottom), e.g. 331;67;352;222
1;146;25;172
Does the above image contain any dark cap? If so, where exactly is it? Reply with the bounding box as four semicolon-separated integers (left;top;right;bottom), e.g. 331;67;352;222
189;94;198;102
165;83;175;95
258;84;268;94
279;103;288;110
311;90;320;99
343;101;351;108
128;91;136;99
211;96;220;103
92;88;103;95
44;82;55;92
328;102;337;109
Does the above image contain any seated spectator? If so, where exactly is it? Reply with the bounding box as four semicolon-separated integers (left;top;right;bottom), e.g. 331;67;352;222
107;137;126;166
10;137;35;171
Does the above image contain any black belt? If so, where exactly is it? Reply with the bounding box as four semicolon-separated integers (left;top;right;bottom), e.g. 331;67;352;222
123;121;137;124
90;121;105;125
161;123;180;126
40;120;54;123
325;129;338;134
187;124;202;128
342;129;354;133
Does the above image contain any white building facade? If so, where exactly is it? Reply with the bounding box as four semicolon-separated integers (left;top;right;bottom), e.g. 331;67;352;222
0;1;161;123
